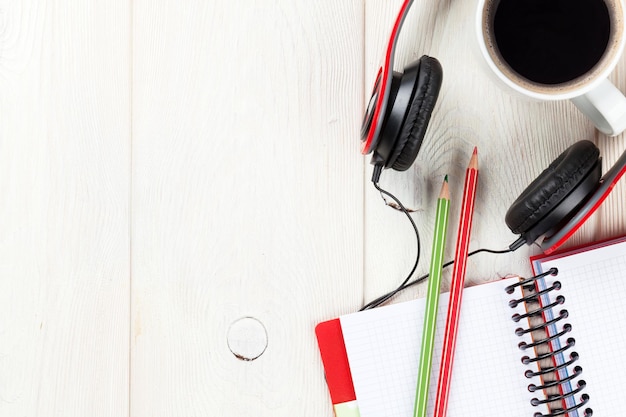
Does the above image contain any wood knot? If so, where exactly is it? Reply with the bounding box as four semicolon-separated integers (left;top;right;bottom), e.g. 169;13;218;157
227;317;268;361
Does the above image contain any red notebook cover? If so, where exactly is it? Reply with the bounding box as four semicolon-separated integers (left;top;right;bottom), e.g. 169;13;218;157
315;318;357;411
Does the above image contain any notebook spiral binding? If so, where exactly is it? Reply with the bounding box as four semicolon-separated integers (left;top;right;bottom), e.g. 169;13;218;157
505;268;592;417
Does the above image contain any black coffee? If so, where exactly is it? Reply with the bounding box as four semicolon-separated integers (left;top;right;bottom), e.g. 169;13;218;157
493;0;611;85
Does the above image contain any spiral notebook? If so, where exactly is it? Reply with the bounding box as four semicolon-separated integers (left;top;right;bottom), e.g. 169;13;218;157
315;234;626;417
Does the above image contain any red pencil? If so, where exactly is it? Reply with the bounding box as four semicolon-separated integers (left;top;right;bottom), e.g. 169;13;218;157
433;147;478;417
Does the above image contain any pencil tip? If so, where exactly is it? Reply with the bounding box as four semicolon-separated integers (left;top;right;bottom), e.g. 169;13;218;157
440;175;450;199
468;147;478;170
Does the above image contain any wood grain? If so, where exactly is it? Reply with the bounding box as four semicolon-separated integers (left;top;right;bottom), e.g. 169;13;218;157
0;0;130;415
1;0;625;415
131;1;363;416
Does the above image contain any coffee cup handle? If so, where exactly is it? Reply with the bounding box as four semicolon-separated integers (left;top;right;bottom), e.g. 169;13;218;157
571;79;626;136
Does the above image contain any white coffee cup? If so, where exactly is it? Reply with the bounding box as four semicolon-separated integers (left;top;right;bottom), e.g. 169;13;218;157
475;0;626;136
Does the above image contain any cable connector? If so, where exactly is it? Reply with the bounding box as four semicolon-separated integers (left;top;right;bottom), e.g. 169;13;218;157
509;236;526;251
371;164;383;183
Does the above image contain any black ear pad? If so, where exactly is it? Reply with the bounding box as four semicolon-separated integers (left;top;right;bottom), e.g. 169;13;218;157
389;56;443;171
370;55;443;171
505;140;601;244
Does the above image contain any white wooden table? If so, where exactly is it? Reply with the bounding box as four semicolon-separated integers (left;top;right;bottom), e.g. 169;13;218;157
1;1;624;416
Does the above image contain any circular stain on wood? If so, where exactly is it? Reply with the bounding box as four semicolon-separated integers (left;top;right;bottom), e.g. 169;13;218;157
227;317;268;361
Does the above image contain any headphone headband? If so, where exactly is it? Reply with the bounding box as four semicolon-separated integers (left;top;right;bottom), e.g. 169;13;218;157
361;0;414;155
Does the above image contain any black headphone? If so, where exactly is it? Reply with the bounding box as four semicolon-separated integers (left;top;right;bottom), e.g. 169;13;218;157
360;1;626;256
506;140;626;254
360;0;443;173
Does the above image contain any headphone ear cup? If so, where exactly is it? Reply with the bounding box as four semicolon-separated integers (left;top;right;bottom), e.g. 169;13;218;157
388;56;443;171
505;140;601;243
370;55;443;171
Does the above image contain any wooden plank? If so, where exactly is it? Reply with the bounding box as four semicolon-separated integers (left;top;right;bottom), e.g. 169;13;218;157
597;66;626;241
363;0;626;309
0;1;130;415
131;1;363;416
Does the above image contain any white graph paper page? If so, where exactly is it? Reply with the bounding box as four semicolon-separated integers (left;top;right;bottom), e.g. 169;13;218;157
340;277;546;417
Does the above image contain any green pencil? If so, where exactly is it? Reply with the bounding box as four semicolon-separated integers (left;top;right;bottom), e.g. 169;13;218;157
414;175;451;417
